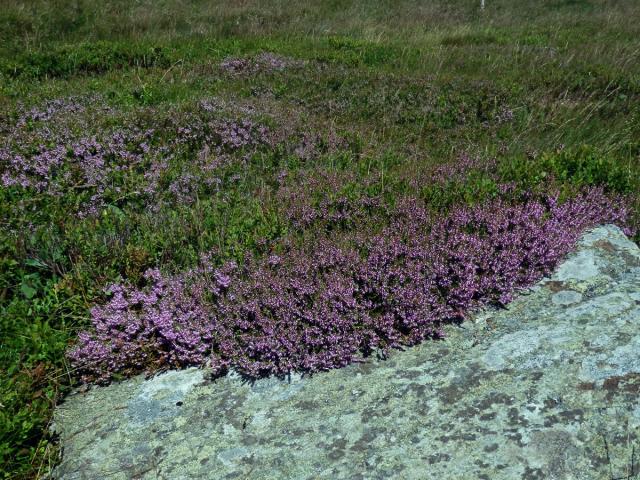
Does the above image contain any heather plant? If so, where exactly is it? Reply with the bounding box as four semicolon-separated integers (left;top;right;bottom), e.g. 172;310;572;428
292;129;350;161
276;169;385;231
220;52;304;76
68;187;633;383
2;126;157;216
0;96;278;217
15;96;88;126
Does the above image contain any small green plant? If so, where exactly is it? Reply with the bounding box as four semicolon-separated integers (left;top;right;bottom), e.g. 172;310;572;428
500;146;639;195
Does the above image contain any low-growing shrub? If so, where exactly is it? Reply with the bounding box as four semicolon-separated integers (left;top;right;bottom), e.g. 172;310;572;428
68;187;632;382
500;145;640;195
0;41;169;79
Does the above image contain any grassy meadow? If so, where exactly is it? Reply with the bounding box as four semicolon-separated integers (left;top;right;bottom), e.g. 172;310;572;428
1;0;640;477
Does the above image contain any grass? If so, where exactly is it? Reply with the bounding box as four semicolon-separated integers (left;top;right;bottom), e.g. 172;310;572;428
1;0;640;477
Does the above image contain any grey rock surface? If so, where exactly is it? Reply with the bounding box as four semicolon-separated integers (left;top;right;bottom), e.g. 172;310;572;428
52;225;640;480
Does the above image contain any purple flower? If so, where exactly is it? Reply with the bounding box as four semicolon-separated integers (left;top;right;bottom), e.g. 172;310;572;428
68;186;634;383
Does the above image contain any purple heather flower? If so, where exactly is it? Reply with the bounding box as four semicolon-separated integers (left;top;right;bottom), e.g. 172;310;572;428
67;186;634;383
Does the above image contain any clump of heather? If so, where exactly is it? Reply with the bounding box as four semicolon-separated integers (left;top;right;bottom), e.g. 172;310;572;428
173;115;269;152
429;152;498;185
213;119;270;151
276;170;384;230
220;52;303;75
15;95;88;127
495;106;515;125
2;127;157;216
215;243;369;376
292;129;350;161
67;265;236;383
1;96;275;215
68;186;632;383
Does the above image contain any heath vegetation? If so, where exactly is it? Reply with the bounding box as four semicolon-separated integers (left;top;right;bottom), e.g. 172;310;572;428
1;0;639;477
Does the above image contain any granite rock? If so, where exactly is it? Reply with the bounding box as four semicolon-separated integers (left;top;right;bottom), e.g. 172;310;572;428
52;225;640;480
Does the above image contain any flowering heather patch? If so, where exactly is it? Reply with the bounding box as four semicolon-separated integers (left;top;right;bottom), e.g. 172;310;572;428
165;108;273;156
68;187;632;383
293;129;350;161
1;127;157;216
213;119;270;151
219;57;253;75
67;268;224;379
495;106;515;125
276;170;384;230
17;97;85;126
1;96;275;215
429;152;498;185
220;52;303;75
11;95;116;137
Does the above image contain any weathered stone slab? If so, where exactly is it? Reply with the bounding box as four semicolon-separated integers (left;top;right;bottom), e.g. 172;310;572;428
52;225;640;479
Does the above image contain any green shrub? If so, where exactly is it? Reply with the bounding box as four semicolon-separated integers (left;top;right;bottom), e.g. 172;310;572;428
501;146;639;194
1;41;169;79
0;276;81;478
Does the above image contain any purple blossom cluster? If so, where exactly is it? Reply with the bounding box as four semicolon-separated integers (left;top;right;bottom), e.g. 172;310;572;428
1;96;274;214
214;119;270;150
16;96;87;126
220;52;302;75
219;57;253;74
495;106;515;125
172;116;270;154
277;171;383;230
293;129;349;161
1;127;156;216
68;268;218;377
68;187;632;383
429;152;498;185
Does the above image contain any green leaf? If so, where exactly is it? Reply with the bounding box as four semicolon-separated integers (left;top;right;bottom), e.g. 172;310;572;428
20;282;36;300
24;258;48;269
